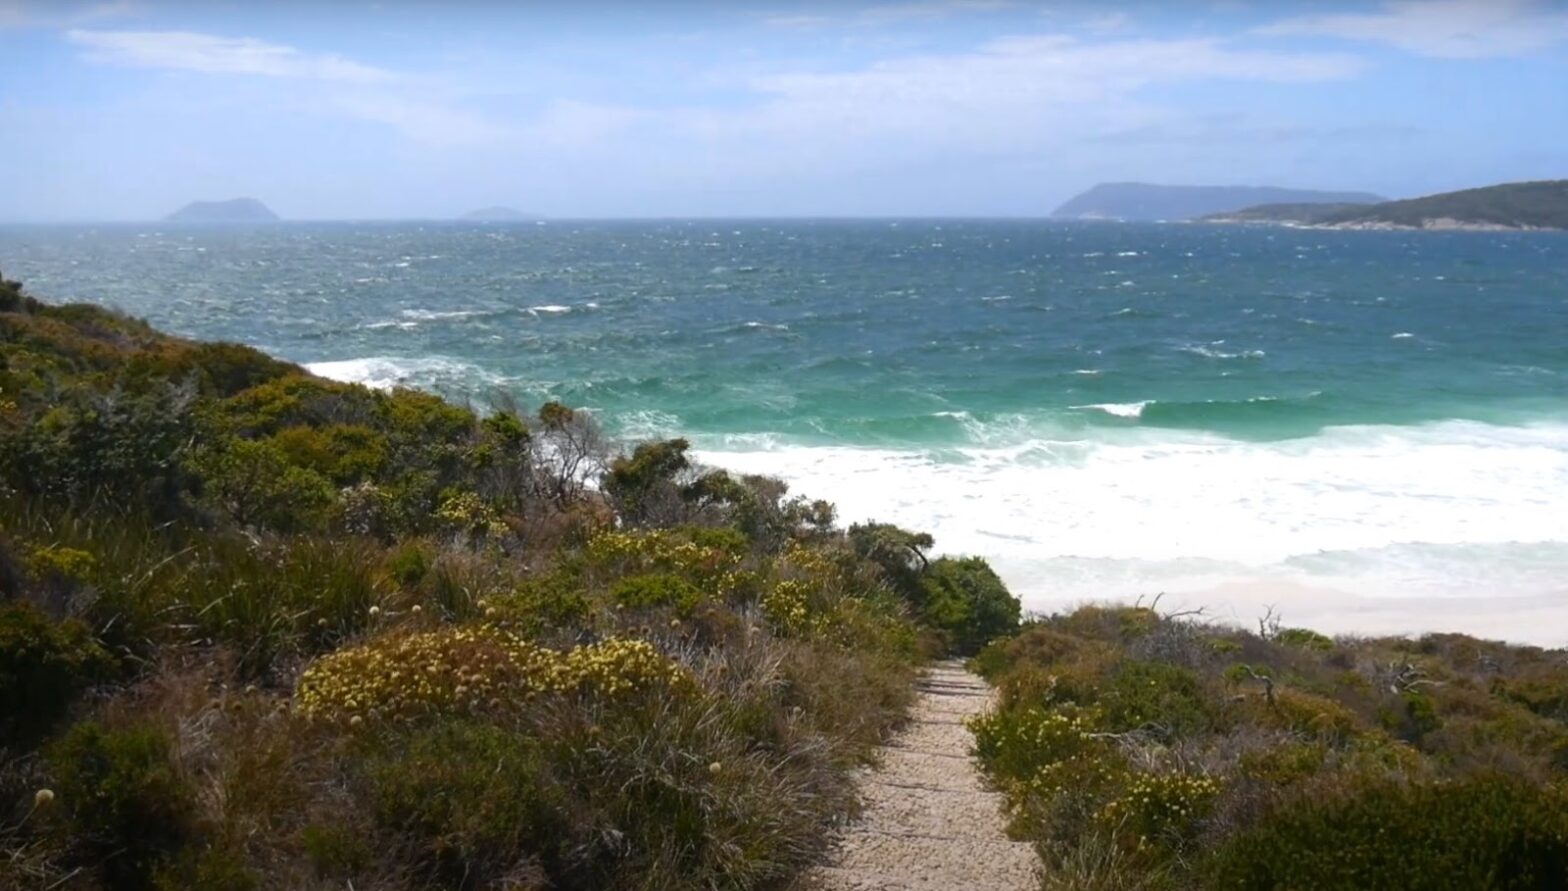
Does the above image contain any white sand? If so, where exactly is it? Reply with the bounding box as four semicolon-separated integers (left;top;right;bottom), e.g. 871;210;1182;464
1022;577;1568;647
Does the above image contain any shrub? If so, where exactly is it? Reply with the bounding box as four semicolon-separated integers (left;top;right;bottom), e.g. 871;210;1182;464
603;438;692;525
1099;660;1215;738
0;602;116;744
190;437;336;531
296;630;692;725
364;720;566;887
1096;771;1221;853
1205;774;1568;890
968;704;1101;784
919;556;1020;655
1275;627;1335;651
47;721;196;890
296;626;569;725
564;637;694;699
610;572;704;614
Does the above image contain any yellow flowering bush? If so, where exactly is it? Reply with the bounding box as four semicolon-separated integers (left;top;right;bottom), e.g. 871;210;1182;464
1096;771;1221;850
565;637;694;698
434;490;508;539
761;580;814;635
586;530;738;581
25;545;97;583
967;705;1100;783
297;630;693;725
296;626;569;724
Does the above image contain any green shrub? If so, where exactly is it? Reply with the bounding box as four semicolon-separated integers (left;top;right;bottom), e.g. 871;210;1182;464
364;721;567;887
1099;660;1214;738
1495;665;1568;723
1206;774;1568;890
300;823;374;879
1096;771;1221;853
0;602;116;744
611;572;703;614
1275;626;1335;651
919;556;1020;655
604;438;692;525
190;437;336;531
47;721;196;890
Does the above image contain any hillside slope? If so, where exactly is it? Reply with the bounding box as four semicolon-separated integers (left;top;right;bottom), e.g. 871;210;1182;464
1319;179;1568;230
1052;183;1385;221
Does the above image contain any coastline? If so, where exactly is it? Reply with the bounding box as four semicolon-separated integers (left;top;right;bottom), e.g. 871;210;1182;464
1028;579;1568;648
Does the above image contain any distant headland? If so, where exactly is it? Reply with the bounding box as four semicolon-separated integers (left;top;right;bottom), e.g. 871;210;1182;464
165;197;279;223
1051;183;1385;222
1204;180;1568;231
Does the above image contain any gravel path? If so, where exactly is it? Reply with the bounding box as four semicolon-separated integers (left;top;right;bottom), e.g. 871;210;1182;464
803;661;1038;891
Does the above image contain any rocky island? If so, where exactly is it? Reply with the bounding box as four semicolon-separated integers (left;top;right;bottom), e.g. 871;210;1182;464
164;197;279;223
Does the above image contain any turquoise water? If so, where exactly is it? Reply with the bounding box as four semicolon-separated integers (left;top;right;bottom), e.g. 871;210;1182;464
3;221;1566;633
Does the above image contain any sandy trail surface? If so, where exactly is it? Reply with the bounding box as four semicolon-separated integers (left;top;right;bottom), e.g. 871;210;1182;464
803;661;1038;891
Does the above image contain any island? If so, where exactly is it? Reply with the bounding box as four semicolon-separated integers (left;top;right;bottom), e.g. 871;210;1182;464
1199;202;1374;225
1203;180;1568;231
460;206;543;222
164;197;279;223
1051;182;1386;221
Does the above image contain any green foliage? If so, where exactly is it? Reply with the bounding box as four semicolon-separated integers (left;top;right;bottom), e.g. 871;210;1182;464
971;603;1568;889
0;382;196;512
47;721;196;890
603;437;691;524
919;556;1020;655
610;572;704;614
364;721;567;887
0;602;116;744
1275;626;1335;651
1099;660;1215;738
0;283;946;891
1320;179;1568;230
1206;775;1568;890
190;437;336;531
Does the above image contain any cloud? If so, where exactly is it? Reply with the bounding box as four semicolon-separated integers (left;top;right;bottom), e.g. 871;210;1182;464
1259;0;1568;58
763;0;1016;29
64;28;515;147
66;29;398;83
0;0;134;29
749;34;1361;115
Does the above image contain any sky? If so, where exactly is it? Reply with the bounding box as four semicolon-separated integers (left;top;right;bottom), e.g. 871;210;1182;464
1;0;1565;219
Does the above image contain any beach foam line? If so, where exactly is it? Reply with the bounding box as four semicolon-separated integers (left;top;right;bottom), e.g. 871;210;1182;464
692;418;1568;622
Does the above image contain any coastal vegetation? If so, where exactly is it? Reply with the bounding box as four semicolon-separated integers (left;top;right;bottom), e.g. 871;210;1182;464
1316;179;1568;230
1208;180;1568;230
0;272;1020;891
969;603;1568;890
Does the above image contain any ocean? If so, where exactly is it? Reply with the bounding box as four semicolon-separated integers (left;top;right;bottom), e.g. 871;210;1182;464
3;220;1565;641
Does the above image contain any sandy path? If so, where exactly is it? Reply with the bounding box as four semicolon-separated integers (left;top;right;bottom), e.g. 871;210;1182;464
803;661;1038;891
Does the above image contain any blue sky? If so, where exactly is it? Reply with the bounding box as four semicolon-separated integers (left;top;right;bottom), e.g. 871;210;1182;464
2;0;1565;219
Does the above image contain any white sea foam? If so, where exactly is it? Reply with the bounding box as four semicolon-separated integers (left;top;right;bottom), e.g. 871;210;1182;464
400;308;491;321
693;419;1568;641
305;356;505;391
1392;332;1416;339
1180;345;1266;360
530;304;572;314
1075;401;1149;418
